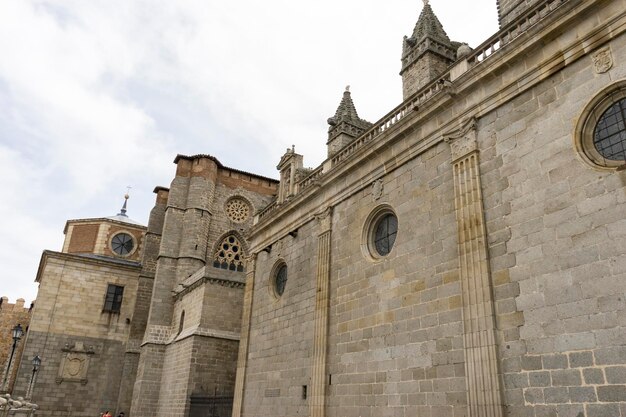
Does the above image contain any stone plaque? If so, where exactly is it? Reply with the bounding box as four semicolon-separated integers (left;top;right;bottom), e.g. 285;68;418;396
592;47;613;74
56;342;95;385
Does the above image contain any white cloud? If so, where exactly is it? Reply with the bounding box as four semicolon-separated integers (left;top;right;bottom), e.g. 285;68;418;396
0;0;498;303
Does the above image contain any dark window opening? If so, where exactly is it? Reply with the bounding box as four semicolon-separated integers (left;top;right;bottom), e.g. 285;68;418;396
111;233;134;256
178;311;185;335
103;284;124;313
275;264;288;296
594;97;626;161
302;385;307;400
374;213;398;256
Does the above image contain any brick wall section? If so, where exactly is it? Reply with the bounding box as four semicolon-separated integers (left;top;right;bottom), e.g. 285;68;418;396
64;220;146;261
102;224;145;262
0;298;32;392
66;224;99;253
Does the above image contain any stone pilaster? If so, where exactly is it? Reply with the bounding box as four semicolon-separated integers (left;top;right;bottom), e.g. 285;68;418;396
231;253;257;417
310;208;332;417
445;119;503;417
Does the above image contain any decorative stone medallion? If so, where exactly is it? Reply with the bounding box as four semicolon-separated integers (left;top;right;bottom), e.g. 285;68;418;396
225;198;251;223
592;47;613;74
56;342;94;384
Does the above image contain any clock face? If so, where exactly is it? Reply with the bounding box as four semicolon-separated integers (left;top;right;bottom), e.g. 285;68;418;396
111;233;134;256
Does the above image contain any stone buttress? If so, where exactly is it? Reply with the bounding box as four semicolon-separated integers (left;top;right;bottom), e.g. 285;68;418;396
117;187;168;414
130;156;216;417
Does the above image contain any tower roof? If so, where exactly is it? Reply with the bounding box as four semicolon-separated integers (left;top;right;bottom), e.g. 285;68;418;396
327;86;364;127
105;191;143;226
326;86;373;150
401;1;457;77
410;1;450;44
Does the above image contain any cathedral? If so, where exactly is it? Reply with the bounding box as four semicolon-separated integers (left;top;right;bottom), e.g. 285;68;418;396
7;0;626;416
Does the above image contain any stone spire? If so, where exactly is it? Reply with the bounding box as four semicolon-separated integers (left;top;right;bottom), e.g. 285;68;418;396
400;1;457;99
326;86;372;157
117;190;130;217
409;1;451;45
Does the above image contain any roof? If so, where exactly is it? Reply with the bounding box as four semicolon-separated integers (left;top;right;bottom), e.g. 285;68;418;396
105;214;145;226
411;2;451;44
174;154;279;184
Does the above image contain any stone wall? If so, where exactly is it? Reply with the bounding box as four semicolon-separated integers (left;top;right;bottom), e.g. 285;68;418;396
12;253;141;416
0;298;32;393
402;52;453;99
13;332;126;417
325;139;461;417
131;155;277;417
241;220;317;416
236;1;626;416
477;27;626;417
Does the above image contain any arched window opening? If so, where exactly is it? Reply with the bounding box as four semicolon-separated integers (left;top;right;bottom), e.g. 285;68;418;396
212;235;246;272
178;311;185;335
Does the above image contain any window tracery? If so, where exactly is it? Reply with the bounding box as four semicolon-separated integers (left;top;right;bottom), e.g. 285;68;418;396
212;235;245;272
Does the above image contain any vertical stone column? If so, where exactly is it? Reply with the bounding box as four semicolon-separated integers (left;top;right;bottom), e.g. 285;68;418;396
310;208;333;417
445;119;503;417
231;253;257;417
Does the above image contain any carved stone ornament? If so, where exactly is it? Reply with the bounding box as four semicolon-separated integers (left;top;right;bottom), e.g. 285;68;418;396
443;117;478;162
315;207;333;233
592;47;613;74
56;342;95;385
372;179;384;201
274;239;283;257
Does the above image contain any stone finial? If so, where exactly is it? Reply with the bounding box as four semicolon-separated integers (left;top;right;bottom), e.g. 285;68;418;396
117;189;130;217
410;1;450;43
327;87;364;127
457;43;472;58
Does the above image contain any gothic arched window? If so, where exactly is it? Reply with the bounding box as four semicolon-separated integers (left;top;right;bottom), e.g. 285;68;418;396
212;235;246;272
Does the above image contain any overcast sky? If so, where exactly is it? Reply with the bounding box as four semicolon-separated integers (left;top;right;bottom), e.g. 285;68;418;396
0;0;499;304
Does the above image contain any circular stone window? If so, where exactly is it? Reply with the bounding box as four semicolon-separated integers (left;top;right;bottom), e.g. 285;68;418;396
273;263;288;297
362;205;398;260
111;232;134;256
575;81;626;170
225;198;251;223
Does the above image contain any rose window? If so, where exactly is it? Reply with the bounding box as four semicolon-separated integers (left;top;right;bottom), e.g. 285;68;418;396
225;198;250;223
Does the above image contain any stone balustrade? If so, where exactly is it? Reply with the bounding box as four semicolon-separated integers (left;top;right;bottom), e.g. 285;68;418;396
253;0;573;227
467;0;568;65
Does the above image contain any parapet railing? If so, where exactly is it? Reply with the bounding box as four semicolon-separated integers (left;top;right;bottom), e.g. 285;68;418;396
255;0;571;225
467;0;568;65
297;165;324;190
330;79;448;166
256;200;277;222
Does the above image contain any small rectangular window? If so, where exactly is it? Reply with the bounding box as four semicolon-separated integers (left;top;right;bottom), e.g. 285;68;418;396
302;385;307;400
103;284;124;313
